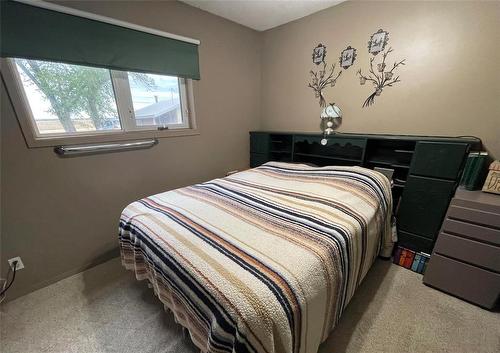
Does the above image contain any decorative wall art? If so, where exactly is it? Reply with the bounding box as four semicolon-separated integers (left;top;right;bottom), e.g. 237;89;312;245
368;29;389;55
312;43;327;65
357;29;406;107
308;44;342;107
308;44;346;141
339;46;357;69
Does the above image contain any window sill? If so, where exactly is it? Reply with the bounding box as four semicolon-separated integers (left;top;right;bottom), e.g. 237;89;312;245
23;128;200;148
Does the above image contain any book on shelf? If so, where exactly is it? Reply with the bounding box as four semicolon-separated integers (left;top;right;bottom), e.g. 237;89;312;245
460;152;477;186
393;247;402;264
416;257;425;273
466;152;488;190
403;250;415;268
399;249;407;266
393;247;431;274
418;253;431;274
411;253;422;272
461;152;489;190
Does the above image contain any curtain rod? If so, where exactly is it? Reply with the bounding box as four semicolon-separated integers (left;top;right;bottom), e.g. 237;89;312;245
14;0;201;45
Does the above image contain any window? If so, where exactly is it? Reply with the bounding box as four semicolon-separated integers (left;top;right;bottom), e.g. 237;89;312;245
14;59;122;135
2;58;196;146
128;72;188;130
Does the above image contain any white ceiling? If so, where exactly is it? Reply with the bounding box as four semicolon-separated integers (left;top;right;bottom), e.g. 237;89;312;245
180;0;345;31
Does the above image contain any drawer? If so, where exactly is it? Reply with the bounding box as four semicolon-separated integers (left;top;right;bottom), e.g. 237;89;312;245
397;229;435;253
447;205;500;228
441;218;500;246
410;141;468;180
423;254;500;309
434;232;500;272
451;194;500;215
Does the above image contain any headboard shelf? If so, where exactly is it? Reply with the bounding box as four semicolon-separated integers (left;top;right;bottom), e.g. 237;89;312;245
293;135;366;164
250;131;481;254
294;152;362;163
367;158;411;169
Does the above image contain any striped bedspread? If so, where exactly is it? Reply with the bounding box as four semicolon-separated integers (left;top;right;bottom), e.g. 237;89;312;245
119;162;393;353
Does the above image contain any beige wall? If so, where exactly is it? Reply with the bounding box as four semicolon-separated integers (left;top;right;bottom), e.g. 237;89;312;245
261;0;500;157
0;0;261;300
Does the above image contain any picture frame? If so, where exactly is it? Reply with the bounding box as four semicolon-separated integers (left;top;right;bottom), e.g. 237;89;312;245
482;160;500;195
339;46;357;69
368;29;389;55
312;44;327;65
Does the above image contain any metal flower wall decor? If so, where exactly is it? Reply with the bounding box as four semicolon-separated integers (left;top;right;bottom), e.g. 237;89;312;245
308;44;342;107
357;29;406;108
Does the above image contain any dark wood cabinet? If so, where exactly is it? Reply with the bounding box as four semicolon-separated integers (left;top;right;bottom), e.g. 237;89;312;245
396;176;456;249
250;132;270;153
410;141;469;180
397;141;470;252
397;230;435;254
249;131;479;253
423;188;500;309
250;153;269;168
250;132;270;168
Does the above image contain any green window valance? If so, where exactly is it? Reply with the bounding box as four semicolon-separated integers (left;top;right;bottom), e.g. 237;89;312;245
0;0;200;79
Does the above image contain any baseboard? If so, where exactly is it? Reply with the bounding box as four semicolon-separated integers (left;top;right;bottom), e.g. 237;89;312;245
2;247;120;303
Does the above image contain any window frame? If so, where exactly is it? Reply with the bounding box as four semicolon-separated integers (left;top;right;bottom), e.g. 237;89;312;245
1;58;198;148
111;71;190;132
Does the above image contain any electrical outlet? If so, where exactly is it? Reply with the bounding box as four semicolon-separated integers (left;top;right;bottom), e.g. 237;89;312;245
8;257;24;271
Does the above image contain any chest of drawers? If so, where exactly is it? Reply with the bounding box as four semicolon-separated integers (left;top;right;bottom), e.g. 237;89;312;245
423;188;500;309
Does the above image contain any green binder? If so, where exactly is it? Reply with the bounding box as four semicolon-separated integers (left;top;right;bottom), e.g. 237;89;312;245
461;152;478;187
466;152;488;190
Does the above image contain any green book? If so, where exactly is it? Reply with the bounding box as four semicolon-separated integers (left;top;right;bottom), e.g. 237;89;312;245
460;153;475;185
462;153;479;187
466;152;488;190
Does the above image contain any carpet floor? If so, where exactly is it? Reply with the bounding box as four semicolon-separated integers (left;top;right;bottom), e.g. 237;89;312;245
1;258;499;353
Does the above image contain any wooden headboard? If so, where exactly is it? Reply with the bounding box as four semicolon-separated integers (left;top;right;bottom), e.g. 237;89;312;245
249;131;480;254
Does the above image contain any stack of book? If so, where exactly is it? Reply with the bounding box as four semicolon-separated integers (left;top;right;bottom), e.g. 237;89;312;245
393;246;430;274
460;151;489;190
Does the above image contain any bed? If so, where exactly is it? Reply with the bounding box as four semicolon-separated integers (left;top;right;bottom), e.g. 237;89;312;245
119;161;393;353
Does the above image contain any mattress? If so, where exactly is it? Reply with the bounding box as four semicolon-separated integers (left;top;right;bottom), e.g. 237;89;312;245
119;162;393;353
